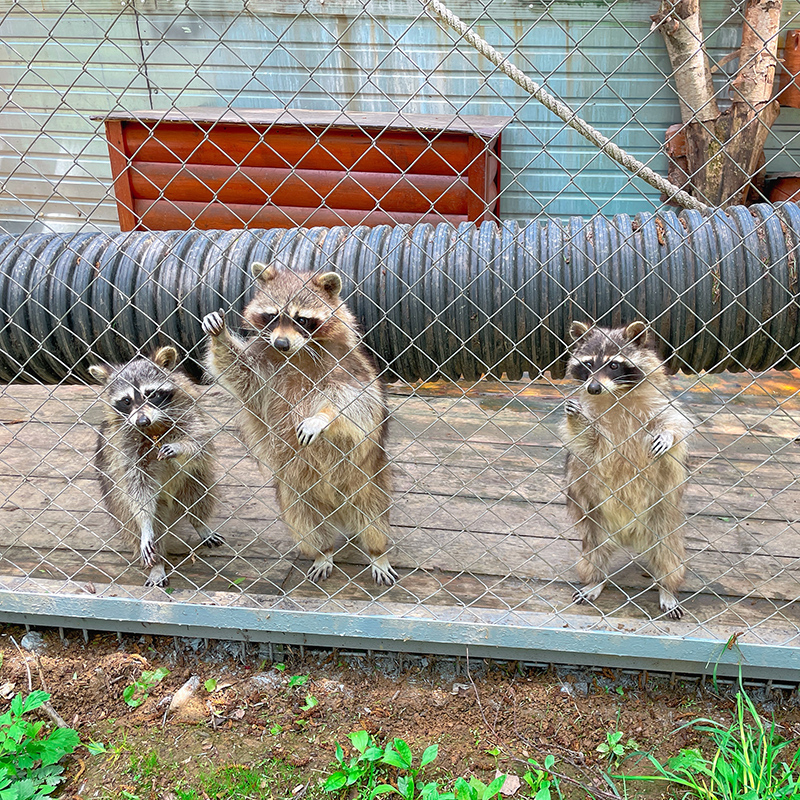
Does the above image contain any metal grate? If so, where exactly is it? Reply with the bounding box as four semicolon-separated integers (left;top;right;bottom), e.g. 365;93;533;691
1;0;800;679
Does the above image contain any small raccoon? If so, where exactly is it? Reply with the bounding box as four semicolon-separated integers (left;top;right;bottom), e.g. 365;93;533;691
202;263;396;586
90;346;222;587
561;321;692;619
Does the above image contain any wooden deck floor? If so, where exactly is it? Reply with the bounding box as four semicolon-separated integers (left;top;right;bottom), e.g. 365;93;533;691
1;372;800;645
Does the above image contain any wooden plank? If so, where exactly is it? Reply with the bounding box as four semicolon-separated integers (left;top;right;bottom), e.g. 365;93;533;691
103;120;136;232
123;123;473;175
132;199;468;231
130;162;469;214
101;107;513;139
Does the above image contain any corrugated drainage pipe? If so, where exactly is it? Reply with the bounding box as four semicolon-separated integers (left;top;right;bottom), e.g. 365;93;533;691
1;204;799;384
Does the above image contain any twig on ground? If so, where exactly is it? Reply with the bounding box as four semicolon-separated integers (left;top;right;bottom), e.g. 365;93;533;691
10;635;68;728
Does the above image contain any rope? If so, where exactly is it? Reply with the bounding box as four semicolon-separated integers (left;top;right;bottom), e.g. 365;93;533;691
425;0;712;214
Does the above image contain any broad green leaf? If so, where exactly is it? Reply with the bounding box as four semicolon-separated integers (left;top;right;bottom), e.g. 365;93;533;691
381;749;409;770
397;774;414;800
323;772;347;792
483;774;507;799
420;744;439;768
368;785;396;799
393;739;413;769
544;754;555;770
349;730;370;754
364;746;385;762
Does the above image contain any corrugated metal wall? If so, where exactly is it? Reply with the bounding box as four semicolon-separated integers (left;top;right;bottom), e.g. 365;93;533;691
2;0;800;231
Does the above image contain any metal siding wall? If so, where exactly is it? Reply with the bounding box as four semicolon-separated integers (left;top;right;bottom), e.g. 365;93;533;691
1;0;799;229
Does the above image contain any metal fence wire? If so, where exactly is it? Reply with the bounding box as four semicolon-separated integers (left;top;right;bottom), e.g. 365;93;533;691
3;0;800;679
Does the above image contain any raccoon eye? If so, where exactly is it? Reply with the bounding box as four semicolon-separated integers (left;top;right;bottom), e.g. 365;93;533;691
295;316;319;332
608;361;620;371
148;390;173;407
120;397;132;408
260;312;276;326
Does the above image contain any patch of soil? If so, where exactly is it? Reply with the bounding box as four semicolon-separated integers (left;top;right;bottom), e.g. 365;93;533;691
1;625;798;799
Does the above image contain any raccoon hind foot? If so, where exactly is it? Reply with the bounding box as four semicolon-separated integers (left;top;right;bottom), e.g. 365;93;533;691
659;590;684;620
573;581;606;605
306;553;334;583
371;555;398;587
200;530;225;548
144;564;169;588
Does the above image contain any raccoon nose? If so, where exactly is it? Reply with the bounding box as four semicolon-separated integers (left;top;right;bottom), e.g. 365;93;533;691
135;412;151;427
273;336;291;351
587;380;603;395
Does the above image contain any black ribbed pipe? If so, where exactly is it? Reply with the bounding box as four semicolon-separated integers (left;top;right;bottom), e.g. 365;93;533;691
1;205;799;384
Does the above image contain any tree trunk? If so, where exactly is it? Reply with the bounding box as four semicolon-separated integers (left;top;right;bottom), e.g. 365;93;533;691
653;0;782;207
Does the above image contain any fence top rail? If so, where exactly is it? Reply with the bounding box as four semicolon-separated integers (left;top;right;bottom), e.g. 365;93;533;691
96;108;514;139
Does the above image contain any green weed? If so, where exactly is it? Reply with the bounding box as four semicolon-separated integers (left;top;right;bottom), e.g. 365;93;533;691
122;667;169;709
619;684;800;799
323;730;510;800
522;755;562;800
0;690;81;799
596;730;638;762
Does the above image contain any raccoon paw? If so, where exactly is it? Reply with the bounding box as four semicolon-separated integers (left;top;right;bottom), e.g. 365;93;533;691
573;582;605;604
157;443;180;460
140;538;158;568
297;415;329;447
564;398;583;417
201;310;225;337
306;553;334;583
201;531;225;548
371;558;398;587
659;592;684;619
650;432;674;458
144;564;169;588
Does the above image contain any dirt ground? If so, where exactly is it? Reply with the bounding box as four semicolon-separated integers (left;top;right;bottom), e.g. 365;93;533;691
1;625;799;799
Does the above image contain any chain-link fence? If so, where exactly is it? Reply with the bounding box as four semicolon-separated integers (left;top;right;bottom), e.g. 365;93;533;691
2;0;800;679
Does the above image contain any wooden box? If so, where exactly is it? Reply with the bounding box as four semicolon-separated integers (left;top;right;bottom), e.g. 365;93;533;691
100;108;510;230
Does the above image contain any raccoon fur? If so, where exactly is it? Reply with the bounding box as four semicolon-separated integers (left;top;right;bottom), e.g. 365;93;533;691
90;346;222;587
560;321;692;619
202;263;396;586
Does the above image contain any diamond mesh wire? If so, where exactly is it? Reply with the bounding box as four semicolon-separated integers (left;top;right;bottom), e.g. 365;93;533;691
1;0;800;665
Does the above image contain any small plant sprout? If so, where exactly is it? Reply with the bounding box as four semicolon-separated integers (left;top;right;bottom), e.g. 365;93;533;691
287;674;309;690
300;694;318;712
596;730;638;762
204;678;217;693
323;730;384;795
122;667;169;708
522;755;562;800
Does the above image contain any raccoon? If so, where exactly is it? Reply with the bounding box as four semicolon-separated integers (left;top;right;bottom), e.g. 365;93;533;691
202;263;396;586
89;346;222;587
561;321;692;619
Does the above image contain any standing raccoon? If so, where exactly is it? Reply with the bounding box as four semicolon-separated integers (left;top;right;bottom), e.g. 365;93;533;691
90;346;222;587
561;321;692;619
202;263;396;586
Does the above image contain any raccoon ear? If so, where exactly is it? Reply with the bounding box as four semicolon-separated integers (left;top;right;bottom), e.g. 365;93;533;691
252;262;278;282
88;364;110;385
624;321;648;345
569;321;590;342
313;271;342;297
153;346;178;371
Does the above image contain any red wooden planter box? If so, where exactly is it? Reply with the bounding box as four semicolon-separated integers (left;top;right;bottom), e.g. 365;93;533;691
99;108;510;230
